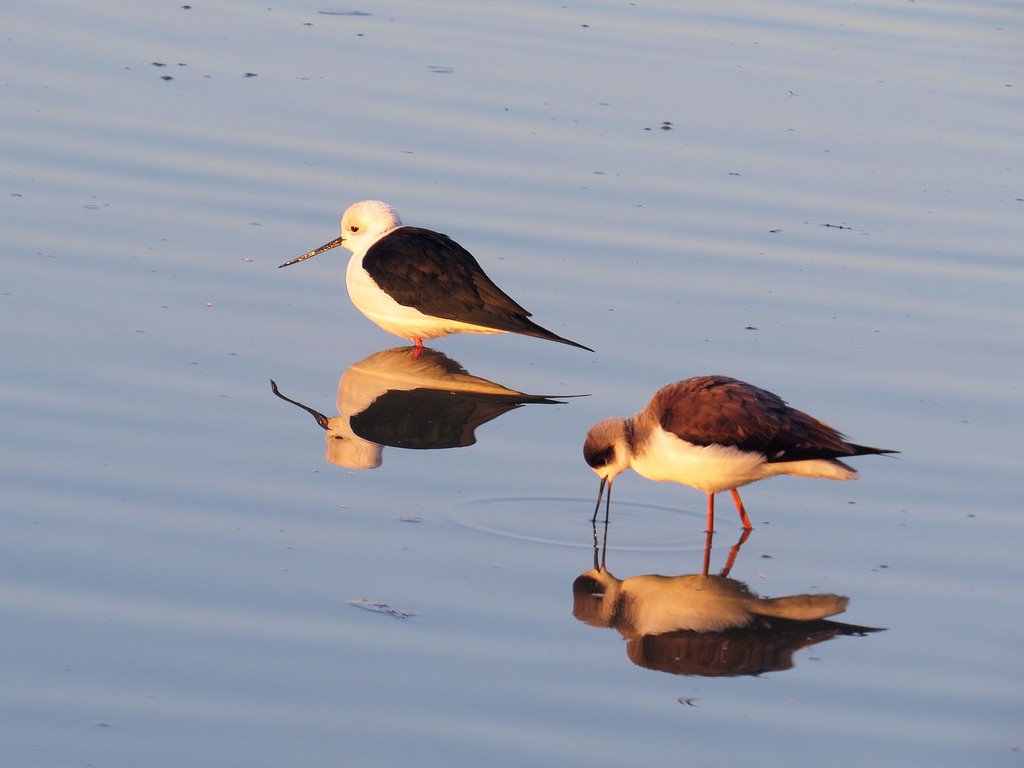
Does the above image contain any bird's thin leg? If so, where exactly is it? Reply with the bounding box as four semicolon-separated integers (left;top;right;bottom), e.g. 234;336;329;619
412;338;423;359
705;493;715;533
701;528;714;577
720;528;752;577
731;488;753;530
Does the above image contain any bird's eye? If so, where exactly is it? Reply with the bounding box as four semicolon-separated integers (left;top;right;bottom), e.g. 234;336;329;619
349;225;359;233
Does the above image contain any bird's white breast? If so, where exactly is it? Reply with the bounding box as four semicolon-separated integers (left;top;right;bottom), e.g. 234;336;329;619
630;428;772;493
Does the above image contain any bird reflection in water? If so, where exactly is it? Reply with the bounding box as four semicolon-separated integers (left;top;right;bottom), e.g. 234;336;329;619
271;346;572;469
573;519;883;677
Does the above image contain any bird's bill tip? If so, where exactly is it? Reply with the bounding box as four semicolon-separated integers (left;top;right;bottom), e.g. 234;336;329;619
278;236;345;268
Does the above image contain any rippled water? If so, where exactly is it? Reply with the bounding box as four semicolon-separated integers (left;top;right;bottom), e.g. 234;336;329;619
4;1;1022;766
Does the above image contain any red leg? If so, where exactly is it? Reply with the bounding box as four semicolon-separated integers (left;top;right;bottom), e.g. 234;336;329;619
705;493;715;533
412;338;423;359
701;528;714;576
731;488;752;530
721;528;752;577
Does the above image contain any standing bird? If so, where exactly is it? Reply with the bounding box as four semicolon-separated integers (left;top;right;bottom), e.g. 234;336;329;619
583;376;897;531
279;200;592;352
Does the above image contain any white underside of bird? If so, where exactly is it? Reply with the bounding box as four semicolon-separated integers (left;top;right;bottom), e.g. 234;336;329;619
584;570;848;635
631;427;857;495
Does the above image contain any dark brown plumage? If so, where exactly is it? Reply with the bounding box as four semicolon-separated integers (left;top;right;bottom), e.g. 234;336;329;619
650;376;886;464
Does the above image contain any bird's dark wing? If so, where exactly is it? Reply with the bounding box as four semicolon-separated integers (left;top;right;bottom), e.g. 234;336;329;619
363;227;531;322
349;388;559;449
362;228;593;350
654;376;891;462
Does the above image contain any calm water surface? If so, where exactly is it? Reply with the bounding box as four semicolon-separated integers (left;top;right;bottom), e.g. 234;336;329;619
3;1;1022;766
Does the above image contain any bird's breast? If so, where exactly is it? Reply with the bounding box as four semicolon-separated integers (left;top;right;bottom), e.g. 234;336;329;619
630;428;771;493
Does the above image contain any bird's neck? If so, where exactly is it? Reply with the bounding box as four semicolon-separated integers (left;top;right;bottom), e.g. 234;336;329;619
623;416;641;456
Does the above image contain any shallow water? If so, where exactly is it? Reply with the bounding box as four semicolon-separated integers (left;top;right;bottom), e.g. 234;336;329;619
3;1;1022;766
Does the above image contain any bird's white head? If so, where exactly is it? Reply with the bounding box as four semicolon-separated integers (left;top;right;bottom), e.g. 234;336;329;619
279;200;404;269
339;200;402;253
583;418;631;481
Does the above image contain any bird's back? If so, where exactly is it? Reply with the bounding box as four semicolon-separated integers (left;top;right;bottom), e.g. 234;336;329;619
651;376;890;463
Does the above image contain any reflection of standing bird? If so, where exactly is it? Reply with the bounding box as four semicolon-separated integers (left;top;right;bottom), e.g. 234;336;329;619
271;346;568;469
584;375;897;531
279;200;592;352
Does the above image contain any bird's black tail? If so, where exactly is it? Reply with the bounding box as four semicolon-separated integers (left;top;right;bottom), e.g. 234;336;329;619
518;318;594;352
847;443;900;457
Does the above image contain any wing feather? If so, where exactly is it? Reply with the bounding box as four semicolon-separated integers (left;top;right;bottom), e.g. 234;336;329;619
362;227;531;324
654;376;877;462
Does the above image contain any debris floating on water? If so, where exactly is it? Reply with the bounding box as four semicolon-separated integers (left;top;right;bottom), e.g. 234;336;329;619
348;599;416;619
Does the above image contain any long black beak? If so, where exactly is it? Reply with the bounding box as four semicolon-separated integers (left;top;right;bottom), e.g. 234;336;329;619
591;476;611;524
270;380;330;430
278;236;345;268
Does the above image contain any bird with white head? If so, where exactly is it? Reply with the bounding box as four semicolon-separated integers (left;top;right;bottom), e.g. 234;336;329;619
280;200;593;352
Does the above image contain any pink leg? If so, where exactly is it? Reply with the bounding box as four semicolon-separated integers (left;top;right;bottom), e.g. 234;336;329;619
705;493;715;533
731;488;752;530
412;338;423;359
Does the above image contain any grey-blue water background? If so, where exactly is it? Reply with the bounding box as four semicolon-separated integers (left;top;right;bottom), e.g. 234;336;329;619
3;1;1022;766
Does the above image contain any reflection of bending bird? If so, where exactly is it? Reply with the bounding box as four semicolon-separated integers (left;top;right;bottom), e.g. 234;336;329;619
573;567;883;677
